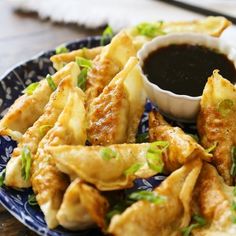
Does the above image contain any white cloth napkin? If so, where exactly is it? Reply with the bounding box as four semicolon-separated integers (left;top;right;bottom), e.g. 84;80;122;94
8;0;236;46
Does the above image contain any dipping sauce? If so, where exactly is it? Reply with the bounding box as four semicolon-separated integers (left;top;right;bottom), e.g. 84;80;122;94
142;44;236;96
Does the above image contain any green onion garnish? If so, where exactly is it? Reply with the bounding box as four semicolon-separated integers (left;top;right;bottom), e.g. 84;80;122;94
23;82;40;95
231;200;236;223
149;141;169;153
100;25;114;46
218;99;234;117
205;142;217;153
124;163;143;176
46;74;57;91
76;57;92;69
100;147;117;161
39;125;53;136
136;21;165;38
21;146;32;181
106;190;165;223
105;200;133;223
0;169;6;187
77;68;88;91
230;146;236;176
181;214;206;236
136;132;149;143
145;141;169;173
28;194;38;206
55;45;69;54
129;190;166;204
146;152;163;173
233;187;236;196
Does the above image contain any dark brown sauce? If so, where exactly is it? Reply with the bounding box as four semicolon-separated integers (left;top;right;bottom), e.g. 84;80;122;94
142;44;236;96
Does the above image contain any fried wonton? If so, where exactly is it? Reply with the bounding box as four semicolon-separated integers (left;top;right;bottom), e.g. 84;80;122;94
197;70;236;185
192;163;236;235
87;57;146;145
149;111;211;173
0;62;80;139
50;46;103;71
47;143;160;191
4;74;78;188
31;86;86;228
57;178;109;231
127;16;231;50
108;158;202;236
85;31;137;105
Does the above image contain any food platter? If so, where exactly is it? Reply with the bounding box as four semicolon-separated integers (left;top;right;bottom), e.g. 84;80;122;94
1;17;236;236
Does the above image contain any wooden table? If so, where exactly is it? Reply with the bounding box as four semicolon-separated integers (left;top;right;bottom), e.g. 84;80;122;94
0;1;102;235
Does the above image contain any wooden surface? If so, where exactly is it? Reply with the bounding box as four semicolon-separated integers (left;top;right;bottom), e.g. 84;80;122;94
0;1;102;235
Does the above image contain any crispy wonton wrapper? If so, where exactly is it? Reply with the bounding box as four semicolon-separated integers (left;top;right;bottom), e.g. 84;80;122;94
0;62;79;139
108;158;202;236
197;70;236;185
87;57;146;145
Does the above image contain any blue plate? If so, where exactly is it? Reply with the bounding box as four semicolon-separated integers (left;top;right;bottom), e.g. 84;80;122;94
0;36;171;236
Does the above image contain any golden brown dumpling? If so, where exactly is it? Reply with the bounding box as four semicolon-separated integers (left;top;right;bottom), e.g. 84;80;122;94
126;16;231;50
32;86;86;229
192;163;236;235
4;74;78;188
0;62;80;139
87;57;146;145
108;158;202;236
47;143;158;191
149;111;211;173
197;70;236;185
57;178;109;231
50;46;102;71
85;31;137;105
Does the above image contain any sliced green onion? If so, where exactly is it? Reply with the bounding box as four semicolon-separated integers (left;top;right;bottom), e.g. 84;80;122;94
21;146;32;181
0;169;6;187
149;141;169;153
182;223;199;236
39;125;53;136
100;25;114;46
218;99;234;117
23;82;40;95
136;132;149;143
28;194;38;206
124;163;143;176
233;187;236;196
146;152;163;173
136;21;165;38
230;146;236;176
46;74;57;91
129;190;166;204
193;215;206;226
181;214;206;236
76;57;92;69
56;45;69;54
100;147;117;161
205;142;217;153
145;141;169;173
231;200;236;223
231;201;236;211
105;200;133;223
77;68;88;91
232;215;236;224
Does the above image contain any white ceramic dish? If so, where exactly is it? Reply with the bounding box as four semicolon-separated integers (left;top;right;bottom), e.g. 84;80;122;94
138;33;236;122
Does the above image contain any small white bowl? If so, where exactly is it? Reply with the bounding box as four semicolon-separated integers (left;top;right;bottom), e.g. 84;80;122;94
138;33;236;122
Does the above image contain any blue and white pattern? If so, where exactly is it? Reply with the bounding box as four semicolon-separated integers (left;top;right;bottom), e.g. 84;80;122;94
0;37;194;236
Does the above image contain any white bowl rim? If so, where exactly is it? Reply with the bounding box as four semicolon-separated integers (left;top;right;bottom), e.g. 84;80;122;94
137;32;236;101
